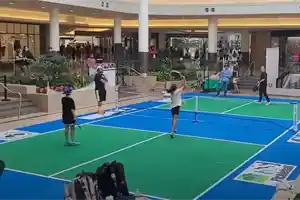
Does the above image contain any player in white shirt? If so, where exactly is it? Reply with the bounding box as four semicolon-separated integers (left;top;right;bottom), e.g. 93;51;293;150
166;77;187;139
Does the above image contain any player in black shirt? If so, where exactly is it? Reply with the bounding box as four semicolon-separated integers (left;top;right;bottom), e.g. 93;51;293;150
94;66;108;114
257;66;270;105
62;86;79;146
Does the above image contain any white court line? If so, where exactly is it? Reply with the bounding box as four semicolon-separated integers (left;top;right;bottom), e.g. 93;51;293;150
191;121;300;200
130;114;205;122
6;168;71;182
0;99;175;146
181;107;291;122
5;169;167;200
87;124;265;147
221;101;255;114
193;94;300;105
49;133;166;177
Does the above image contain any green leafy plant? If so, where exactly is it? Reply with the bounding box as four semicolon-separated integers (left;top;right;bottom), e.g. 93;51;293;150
150;58;172;81
8;54;92;89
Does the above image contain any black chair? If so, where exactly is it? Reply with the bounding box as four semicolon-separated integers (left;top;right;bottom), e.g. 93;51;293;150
0;160;5;178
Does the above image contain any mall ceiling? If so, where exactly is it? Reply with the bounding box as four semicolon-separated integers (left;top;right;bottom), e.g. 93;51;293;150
0;0;298;20
119;0;300;4
1;0;300;29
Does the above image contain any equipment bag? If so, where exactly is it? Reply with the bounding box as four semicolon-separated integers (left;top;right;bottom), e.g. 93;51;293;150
96;161;129;199
64;172;101;200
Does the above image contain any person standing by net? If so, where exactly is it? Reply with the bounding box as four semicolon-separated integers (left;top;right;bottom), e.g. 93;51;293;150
257;65;270;105
216;64;232;97
94;66;108;114
166;76;187;139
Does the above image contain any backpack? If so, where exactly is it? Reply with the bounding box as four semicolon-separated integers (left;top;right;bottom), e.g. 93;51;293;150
96;161;130;199
64;172;102;200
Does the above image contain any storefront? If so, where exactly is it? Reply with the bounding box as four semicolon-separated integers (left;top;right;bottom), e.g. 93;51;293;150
0;22;40;62
271;30;300;73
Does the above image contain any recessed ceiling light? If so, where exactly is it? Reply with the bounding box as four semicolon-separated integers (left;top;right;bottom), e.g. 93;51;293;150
9;2;14;4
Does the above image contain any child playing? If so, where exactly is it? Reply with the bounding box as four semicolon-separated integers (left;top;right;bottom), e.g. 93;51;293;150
232;76;240;93
62;86;79;146
166;76;187;139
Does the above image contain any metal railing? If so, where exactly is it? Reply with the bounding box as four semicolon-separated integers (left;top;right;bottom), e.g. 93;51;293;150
0;75;22;120
128;68;142;76
244;61;255;77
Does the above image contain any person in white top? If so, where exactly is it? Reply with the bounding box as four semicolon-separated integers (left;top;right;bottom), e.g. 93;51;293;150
166;76;187;139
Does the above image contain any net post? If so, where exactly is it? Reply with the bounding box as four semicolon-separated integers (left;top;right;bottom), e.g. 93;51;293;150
115;85;119;112
292;102;298;132
193;96;199;123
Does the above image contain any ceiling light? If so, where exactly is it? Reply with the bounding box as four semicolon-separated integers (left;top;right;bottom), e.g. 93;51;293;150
41;6;45;9
9;2;14;5
93;12;96;15
69;9;73;12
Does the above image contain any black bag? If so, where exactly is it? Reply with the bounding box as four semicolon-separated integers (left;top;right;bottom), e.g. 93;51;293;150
0;160;5;178
96;161;129;199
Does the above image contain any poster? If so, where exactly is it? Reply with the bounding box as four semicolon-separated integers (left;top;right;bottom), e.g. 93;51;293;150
0;130;39;143
288;132;300;143
234;161;296;186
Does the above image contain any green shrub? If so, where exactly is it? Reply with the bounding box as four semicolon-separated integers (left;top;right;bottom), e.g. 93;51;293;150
7;54;92;88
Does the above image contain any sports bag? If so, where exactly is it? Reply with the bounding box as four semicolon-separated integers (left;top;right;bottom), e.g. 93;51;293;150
64;172;101;200
96;161;130;199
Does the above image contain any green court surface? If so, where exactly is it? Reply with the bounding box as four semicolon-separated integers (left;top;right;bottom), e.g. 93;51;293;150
2;95;298;199
1;125;262;199
162;97;299;120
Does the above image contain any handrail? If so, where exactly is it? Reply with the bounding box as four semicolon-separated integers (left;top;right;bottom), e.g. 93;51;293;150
129;68;142;76
276;71;290;88
0;82;22;120
244;61;255;77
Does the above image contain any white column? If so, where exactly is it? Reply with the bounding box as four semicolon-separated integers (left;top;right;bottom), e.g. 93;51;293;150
208;17;218;55
158;32;166;49
49;8;60;52
114;16;122;44
138;0;149;53
241;31;250;53
138;0;149;75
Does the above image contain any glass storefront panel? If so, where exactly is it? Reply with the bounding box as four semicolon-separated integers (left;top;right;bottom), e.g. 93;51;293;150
28;35;34;54
14;24;20;34
0;22;40;74
7;23;13;34
34;35;40;57
0;23;6;33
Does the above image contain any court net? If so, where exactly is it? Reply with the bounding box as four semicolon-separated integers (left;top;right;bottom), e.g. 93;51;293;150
111;90;300;134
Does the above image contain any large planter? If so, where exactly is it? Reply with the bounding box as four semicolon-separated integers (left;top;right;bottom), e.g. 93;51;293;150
27;85;116;113
124;76;157;92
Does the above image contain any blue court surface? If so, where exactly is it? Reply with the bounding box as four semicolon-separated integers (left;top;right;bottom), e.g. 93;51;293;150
1;93;300;199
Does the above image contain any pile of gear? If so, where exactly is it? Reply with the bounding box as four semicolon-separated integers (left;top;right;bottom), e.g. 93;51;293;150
64;161;136;200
